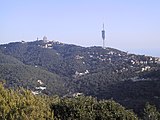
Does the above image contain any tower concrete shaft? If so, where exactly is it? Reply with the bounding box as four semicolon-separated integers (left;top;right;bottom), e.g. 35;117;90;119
102;24;105;48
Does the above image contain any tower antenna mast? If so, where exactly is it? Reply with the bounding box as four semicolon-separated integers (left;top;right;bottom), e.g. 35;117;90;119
102;23;105;48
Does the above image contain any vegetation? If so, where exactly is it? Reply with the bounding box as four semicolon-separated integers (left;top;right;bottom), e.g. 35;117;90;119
0;51;68;96
1;83;160;119
0;83;53;120
51;96;138;120
0;40;160;117
143;103;160;120
0;83;141;119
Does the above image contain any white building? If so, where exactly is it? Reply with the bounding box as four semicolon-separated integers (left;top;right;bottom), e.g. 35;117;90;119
43;36;48;43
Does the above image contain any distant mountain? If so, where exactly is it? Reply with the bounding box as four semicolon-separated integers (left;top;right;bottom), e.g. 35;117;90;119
0;40;160;116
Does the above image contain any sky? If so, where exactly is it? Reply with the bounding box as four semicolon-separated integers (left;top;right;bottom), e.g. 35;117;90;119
1;0;160;57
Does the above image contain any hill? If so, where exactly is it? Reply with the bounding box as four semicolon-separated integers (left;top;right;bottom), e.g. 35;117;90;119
0;50;68;96
0;39;160;116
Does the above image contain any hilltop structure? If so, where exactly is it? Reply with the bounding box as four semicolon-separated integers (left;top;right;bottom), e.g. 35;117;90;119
43;36;48;43
102;24;105;48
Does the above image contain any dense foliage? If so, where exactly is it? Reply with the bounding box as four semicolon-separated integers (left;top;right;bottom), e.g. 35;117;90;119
0;40;160;116
51;97;138;120
0;83;139;119
143;102;160;120
0;83;53;120
1;83;160;119
0;51;68;96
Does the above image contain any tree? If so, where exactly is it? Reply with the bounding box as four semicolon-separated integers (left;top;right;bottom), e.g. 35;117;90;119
0;83;54;120
143;102;160;120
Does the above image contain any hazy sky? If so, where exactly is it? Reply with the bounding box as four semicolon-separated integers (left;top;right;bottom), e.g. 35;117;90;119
1;0;160;57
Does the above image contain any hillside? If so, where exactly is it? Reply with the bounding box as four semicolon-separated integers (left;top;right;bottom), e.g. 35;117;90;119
0;50;68;96
0;40;160;115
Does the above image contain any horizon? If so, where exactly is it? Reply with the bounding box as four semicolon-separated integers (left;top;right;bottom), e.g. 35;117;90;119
1;39;159;58
1;0;160;57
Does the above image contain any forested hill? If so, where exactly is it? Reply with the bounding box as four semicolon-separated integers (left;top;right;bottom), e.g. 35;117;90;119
0;40;160;116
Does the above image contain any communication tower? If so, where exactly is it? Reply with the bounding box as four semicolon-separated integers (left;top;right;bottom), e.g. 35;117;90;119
102;24;105;48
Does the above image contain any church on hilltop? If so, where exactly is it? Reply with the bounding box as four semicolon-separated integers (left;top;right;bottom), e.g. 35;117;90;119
43;36;48;43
